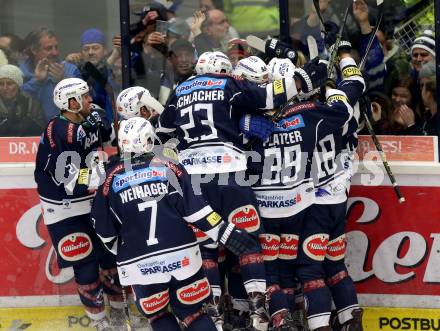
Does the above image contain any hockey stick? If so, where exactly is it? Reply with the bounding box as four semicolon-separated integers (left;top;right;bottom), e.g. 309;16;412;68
357;0;405;203
246;35;266;54
307;35;319;59
327;0;351;78
84;61;121;155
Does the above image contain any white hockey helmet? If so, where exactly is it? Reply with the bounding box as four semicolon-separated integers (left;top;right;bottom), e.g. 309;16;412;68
116;86;164;119
267;58;296;81
53;78;89;113
233;56;269;83
118;117;156;154
205;52;232;74
195;51;213;75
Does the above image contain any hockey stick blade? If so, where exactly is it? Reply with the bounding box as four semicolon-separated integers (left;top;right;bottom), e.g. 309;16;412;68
246;35;266;54
307;35;319;59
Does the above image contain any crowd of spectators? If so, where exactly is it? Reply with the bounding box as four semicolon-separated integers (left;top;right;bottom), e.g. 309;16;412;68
0;0;437;139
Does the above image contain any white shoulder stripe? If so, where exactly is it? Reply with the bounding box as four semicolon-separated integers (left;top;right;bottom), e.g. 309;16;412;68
183;205;213;223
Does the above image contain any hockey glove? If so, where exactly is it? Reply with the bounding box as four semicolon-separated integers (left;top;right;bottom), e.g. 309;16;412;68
324;21;339;48
239;114;274;141
218;223;259;257
265;38;298;64
293;57;328;94
85;109;103;128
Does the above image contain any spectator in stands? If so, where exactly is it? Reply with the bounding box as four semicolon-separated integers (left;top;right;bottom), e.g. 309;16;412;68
188;2;239;45
411;30;435;76
0;33;24;64
194;9;230;54
0;64;45;136
418;61;438;136
65;28;115;120
133;28;168;98
352;0;386;92
131;4;169;96
20;27;81;122
167;17;191;45
384;74;421;135
158;39;196;105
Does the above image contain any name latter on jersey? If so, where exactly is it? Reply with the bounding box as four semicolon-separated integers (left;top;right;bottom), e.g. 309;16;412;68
112;166;169;203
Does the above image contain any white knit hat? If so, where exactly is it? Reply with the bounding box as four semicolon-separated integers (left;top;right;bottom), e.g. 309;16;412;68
411;30;436;57
0;64;24;87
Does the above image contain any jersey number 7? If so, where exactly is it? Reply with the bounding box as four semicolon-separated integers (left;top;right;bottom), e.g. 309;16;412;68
138;201;159;246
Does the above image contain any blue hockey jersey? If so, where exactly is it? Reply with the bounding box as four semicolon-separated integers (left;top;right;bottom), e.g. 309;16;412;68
91;155;225;286
157;73;298;174
249;57;365;217
312;57;366;204
34;110;112;225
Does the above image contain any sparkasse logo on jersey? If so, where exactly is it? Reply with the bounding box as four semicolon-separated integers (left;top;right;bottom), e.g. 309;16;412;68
138;256;190;276
176;77;227;96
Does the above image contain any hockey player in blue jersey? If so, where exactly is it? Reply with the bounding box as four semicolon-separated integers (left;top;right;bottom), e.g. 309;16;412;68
91;117;262;331
34;78;126;331
303;44;365;331
156;50;305;331
241;49;365;330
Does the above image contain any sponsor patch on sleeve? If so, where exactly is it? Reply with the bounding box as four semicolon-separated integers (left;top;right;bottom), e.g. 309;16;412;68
77;169;90;185
342;66;362;79
206;212;222;226
327;94;348;104
273;79;285;95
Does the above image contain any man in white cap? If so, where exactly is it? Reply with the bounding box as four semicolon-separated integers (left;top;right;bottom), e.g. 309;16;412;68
411;29;435;73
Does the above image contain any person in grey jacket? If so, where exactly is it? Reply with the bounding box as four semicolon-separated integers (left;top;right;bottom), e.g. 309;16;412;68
0;64;45;136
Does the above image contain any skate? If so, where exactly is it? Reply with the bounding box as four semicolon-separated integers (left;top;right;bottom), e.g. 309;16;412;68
271;310;298;331
340;308;363;331
292;308;309;331
248;292;270;331
205;296;225;331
